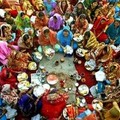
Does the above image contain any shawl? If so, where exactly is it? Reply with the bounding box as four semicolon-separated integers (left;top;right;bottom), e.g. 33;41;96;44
34;13;48;30
48;13;63;31
75;18;88;34
85;31;99;50
38;26;57;46
15;12;31;30
57;26;73;47
0;41;19;65
43;0;56;14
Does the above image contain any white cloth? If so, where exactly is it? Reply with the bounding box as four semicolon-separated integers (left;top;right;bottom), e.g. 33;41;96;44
95;71;106;82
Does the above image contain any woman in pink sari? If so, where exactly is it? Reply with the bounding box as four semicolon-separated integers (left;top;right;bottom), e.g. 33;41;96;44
0;41;19;65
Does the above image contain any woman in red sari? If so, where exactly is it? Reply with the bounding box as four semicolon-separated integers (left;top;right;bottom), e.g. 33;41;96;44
0;67;17;88
91;16;109;43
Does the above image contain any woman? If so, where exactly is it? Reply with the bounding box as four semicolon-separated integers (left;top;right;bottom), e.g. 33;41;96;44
106;18;120;46
18;87;42;117
0;41;19;65
91;16;109;43
100;2;115;25
83;31;100;50
74;14;89;35
57;26;78;53
34;11;49;31
17;33;34;50
73;2;88;20
20;0;35;16
48;13;63;31
53;0;72;16
87;1;100;23
0;67;17;88
0;23;14;42
15;12;31;32
38;26;60;57
43;0;56;16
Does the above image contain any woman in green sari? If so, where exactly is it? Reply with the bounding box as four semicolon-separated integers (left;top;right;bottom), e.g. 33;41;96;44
15;12;31;32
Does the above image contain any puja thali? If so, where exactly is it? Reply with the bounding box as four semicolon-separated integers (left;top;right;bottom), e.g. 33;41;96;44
92;99;103;111
46;74;59;85
78;84;89;96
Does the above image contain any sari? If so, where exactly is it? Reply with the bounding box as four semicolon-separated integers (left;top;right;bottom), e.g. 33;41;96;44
18;93;42;117
74;16;89;35
53;0;72;15
43;0;56;15
15;12;31;31
106;21;120;46
0;67;17;88
57;26;78;52
84;31;99;50
73;2;88;19
100;3;115;25
20;0;35;16
38;26;57;46
0;41;19;65
34;12;49;31
91;17;109;42
48;13;63;31
83;0;95;8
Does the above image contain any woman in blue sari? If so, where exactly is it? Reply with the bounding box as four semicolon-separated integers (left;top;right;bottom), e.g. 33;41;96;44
57;26;78;54
106;18;120;46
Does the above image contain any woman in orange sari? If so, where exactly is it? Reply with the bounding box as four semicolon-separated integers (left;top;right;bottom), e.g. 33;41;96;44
38;26;60;58
34;11;49;32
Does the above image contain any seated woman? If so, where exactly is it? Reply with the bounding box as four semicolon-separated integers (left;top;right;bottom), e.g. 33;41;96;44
100;2;115;25
15;12;31;32
74;14;89;35
63;12;74;26
0;67;17;88
0;23;15;43
87;1;100;23
57;26;78;54
48;13;63;31
38;26;60;58
17;33;34;51
43;0;57;16
91;16;109;43
52;0;72;16
0;41;19;65
82;31;100;50
20;0;35;16
34;11;49;32
72;2;88;20
106;18;120;46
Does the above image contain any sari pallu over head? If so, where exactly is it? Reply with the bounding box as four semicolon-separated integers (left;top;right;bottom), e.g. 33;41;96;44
91;16;109;42
57;26;73;47
38;26;57;46
84;31;99;50
48;13;63;31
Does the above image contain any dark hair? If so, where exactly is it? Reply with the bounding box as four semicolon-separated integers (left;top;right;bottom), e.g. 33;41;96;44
20;12;25;17
38;11;44;18
53;16;57;20
23;34;29;42
79;14;86;19
84;31;90;38
44;29;49;34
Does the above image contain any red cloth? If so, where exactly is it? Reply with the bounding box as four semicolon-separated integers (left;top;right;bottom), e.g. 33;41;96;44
91;17;109;42
0;68;17;88
41;93;66;119
9;10;18;18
